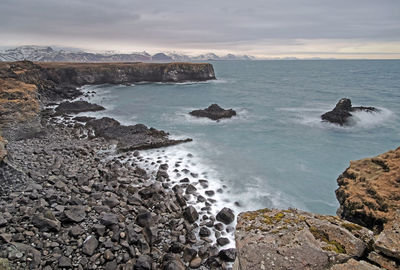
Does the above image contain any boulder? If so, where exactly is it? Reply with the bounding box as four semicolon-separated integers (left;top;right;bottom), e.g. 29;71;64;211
234;208;373;270
82;235;99;256
321;98;377;126
183;206;199;223
216;207;235;225
189;104;237;120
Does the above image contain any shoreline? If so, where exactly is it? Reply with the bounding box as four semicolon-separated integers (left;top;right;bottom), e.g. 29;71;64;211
1;60;399;269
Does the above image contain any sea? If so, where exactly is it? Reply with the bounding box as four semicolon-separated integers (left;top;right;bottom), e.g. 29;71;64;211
76;60;400;220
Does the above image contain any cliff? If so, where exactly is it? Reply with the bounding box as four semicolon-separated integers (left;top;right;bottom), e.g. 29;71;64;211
235;148;400;270
336;147;400;232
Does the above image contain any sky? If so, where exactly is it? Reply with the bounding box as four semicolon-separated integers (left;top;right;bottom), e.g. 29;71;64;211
1;0;400;59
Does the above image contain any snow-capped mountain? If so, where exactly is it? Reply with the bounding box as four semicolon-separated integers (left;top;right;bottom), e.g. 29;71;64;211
0;46;255;62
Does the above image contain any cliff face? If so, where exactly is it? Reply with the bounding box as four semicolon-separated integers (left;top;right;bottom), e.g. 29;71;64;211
336;147;400;232
37;62;216;85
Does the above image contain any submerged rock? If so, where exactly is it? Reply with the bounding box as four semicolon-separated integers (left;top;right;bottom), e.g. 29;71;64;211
189;104;236;120
321;98;377;126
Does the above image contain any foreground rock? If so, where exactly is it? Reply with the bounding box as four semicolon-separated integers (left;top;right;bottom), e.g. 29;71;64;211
336;146;400;232
190;104;236;120
321;98;378;126
234;208;375;270
86;117;193;151
54;100;105;115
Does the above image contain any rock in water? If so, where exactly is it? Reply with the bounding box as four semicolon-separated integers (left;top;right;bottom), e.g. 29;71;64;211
189;104;236;120
321;98;377;126
216;207;235;225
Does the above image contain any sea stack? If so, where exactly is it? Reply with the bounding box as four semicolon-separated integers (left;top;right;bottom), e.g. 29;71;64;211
189;104;237;120
321;98;377;126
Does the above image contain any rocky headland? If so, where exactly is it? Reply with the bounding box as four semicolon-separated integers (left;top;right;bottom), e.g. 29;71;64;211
234;148;400;270
321;98;378;126
189;104;237;121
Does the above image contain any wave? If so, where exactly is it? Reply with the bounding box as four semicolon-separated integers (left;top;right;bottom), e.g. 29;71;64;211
280;105;395;131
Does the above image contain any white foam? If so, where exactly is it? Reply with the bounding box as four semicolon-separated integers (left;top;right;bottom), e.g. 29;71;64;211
131;143;240;249
282;105;395;131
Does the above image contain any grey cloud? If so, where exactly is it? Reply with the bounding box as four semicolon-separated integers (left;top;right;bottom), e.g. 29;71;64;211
0;0;399;52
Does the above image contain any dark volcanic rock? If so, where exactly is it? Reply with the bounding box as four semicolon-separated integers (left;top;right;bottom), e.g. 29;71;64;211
82;235;99;256
216;207;235;225
54;101;105;115
86;117;192;151
218;248;236;262
321;98;378;126
183;206;199;223
189;104;236;120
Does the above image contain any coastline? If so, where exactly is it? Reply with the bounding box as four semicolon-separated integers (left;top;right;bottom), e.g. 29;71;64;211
1;61;399;269
0;61;236;269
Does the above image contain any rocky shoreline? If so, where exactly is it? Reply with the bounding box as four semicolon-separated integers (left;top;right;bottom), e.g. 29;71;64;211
0;61;236;269
1;61;399;270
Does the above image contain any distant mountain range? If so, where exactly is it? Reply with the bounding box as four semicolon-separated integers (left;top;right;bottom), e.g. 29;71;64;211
0;46;255;62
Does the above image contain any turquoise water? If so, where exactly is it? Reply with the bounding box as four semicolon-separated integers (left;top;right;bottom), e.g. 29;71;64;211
81;60;400;215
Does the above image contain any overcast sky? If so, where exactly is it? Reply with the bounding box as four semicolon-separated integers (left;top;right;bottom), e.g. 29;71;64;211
1;0;400;58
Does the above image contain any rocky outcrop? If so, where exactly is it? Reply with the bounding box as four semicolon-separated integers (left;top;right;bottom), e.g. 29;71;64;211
234;208;375;270
85;117;192;152
54;101;105;116
321;98;378;126
189;104;237;120
235;146;400;270
336;147;400;232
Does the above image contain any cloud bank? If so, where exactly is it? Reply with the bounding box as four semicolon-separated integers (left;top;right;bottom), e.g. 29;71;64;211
1;0;400;58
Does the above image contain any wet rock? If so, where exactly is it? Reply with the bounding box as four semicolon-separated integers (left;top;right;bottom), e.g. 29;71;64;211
216;207;235;225
199;227;211;237
218;248;236;262
321;98;377;126
183;206;199;223
190;104;236;121
217;237;230;246
82;235;99;256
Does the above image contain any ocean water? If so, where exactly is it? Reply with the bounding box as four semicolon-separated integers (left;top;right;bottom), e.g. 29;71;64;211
78;60;400;216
